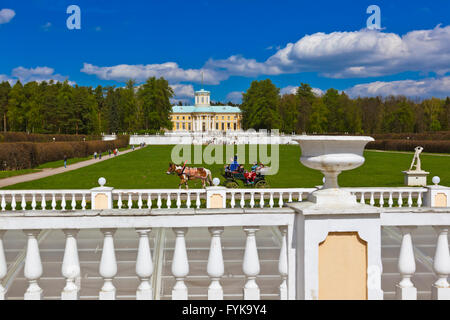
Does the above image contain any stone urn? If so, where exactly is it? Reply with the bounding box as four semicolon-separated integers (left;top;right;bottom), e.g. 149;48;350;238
294;136;374;206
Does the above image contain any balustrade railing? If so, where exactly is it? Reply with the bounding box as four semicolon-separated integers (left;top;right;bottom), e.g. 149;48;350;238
344;187;428;208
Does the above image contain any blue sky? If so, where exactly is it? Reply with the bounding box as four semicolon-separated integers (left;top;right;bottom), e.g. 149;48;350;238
0;0;449;103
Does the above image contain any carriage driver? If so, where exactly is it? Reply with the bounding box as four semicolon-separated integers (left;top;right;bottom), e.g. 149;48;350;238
229;155;240;172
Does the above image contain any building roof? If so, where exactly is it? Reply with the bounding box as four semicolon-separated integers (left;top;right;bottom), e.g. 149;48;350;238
172;105;242;114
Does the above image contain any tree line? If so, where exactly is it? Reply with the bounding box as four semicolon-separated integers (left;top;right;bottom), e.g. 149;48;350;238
241;79;450;134
0;77;173;134
0;77;449;135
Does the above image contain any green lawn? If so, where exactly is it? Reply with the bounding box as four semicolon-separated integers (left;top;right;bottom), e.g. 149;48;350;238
0;169;42;180
2;145;449;190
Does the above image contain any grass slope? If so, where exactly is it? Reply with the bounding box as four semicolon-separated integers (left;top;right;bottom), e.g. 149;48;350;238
2;145;449;190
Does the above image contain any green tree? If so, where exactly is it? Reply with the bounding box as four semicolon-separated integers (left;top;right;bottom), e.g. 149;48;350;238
308;98;329;133
296;83;316;133
7;81;26;131
0;81;11;132
278;93;299;133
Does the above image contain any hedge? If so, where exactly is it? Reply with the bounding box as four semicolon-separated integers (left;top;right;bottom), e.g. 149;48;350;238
0;136;129;170
370;131;450;141
0;132;102;143
367;139;450;153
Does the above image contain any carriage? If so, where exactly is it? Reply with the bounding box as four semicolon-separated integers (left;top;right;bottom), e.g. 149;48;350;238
222;166;270;188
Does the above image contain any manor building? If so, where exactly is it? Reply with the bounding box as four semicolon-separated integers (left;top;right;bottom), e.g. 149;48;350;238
170;89;242;132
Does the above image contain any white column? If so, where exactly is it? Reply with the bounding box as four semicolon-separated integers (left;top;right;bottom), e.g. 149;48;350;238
61;229;81;300
431;226;450;300
135;228;153;300
207;227;224;300
0;231;7;300
99;228;117;300
23;229;43;300
243;227;260;300
396;226;417;300
171;228;189;300
278;226;288;300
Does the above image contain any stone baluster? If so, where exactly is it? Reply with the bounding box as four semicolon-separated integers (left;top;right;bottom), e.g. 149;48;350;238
388;192;393;208
407;192;413;208
379;192;384;207
396;226;417;300
288;192;293;203
0;194;5;211
417;192;423;208
298;192;303;202
138;193;143;209
61;229;80;300
171;228;189;300
61;194;66;211
157;193;162;209
99;229;117;300
117;193;123;208
207;227;225;300
127;193;133;209
135;228;153;300
230;192;235;209
23;229;43;300
431;227;450;300
21;194;26;210
186;192;191;208
259;192;264;208
0;231;7;300
147;193;152;209
278;226;288;300
360;192;365;204
11;194;16;211
71;194;76;210
167;193;172;208
51;193;56;210
398;192;403;208
240;192;245;208
196;193;201;209
31;194;36;211
243;227;260;300
249;192;255;208
176;193;181;209
369;193;375;206
82;193;87;210
269;192;274;208
278;192;284;208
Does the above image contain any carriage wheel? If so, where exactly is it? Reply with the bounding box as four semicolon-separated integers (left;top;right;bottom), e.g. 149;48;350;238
225;180;239;189
255;180;269;188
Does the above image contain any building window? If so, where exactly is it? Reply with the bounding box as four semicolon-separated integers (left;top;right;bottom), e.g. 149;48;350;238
202;97;204;103
188;123;191;130
227;123;230;129
234;116;237;119
221;123;224;130
177;116;179;120
234;123;237;130
176;123;179;129
222;116;224;120
182;116;185;120
228;116;230;120
216;116;218;120
188;117;191;120
182;123;185;130
202;116;205;120
216;123;218;130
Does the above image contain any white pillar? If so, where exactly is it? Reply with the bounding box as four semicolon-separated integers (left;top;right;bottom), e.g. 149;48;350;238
396;226;417;300
432;226;450;300
0;231;7;300
243;227;260;300
99;228;117;300
172;228;189;300
207;227;224;300
278;226;288;300
23;229;43;300
135;228;153;300
61;229;80;300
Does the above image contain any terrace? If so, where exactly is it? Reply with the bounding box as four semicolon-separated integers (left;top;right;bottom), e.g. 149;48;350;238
0;136;448;300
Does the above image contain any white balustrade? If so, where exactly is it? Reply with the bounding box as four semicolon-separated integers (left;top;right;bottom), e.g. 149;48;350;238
396;226;417;300
23;229;43;300
0;231;7;300
171;228;189;300
207;227;225;300
243;227;260;300
278;226;288;300
345;188;428;208
135;228;153;300
61;229;81;300
99;228;117;300
431;226;450;300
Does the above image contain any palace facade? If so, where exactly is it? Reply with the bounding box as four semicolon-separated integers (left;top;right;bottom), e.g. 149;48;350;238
170;89;242;132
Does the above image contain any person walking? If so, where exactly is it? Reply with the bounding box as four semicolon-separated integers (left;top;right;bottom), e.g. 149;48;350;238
108;149;111;157
99;152;102;159
94;151;97;159
64;155;67;168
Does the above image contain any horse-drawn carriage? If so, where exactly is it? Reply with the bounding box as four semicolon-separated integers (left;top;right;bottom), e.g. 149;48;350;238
222;165;270;188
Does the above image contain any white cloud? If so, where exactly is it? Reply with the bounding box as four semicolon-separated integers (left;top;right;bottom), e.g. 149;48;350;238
280;85;324;97
225;91;243;103
0;66;74;85
170;84;194;98
0;8;15;24
205;55;282;77
81;62;227;85
345;77;450;98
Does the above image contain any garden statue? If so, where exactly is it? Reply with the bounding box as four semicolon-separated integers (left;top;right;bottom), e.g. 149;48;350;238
403;146;429;186
409;146;424;172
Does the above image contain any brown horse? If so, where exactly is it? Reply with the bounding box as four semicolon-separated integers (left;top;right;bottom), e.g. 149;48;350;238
166;163;213;189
